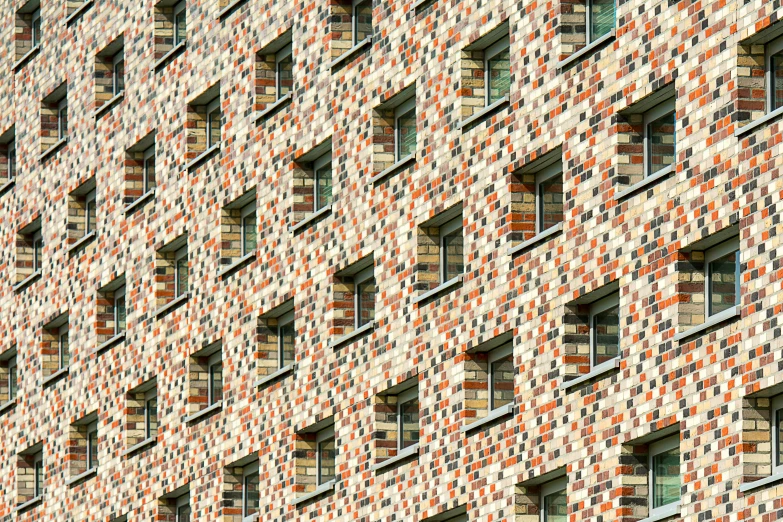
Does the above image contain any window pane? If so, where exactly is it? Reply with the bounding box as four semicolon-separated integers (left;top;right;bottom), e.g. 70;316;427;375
353;0;372;44
146;397;158;438
243;471;260;517
708;250;738;317
208;109;221;147
543;488;568;522
776;408;783;468
490;354;514;410
176;257;188;296
32;18;41;47
279;321;295;368
653;447;680;508
773;51;783;112
318;437;335;485
9;365;17;400
177;505;191;522
34;238;43;271
88;430;98;469
400;398;419;449
315;164;332;210
487;49;511;105
592;304;619;365
86;199;96;233
243;213;257;254
357;278;376;328
538;173;563;233
114;59;125;95
397;108;416;160
648;111;675;176
35;460;43;496
59;107;68;139
60;333;70;369
144;155;155;192
9;147;15;180
589;0;615;42
175;10;186;45
277;53;294;98
210;363;223;404
116;294;126;333
442;230;464;282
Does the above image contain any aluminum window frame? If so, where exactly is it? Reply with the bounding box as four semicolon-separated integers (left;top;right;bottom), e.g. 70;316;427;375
539;476;568;522
8;140;16;181
174;246;188;297
57;98;67;140
112;51;124;96
206;98;220;149
173;1;186;46
483;36;511;106
642;98;676;178
275;43;292;100
315;425;335;486
31;9;41;48
207;350;222;406
766;35;783;113
396;386;418;451
394;98;416;162
353;265;374;329
175;493;190;522
277;310;295;369
648;434;680;519
313;152;332;212
8;355;17;400
588;293;620;369
704;238;740;318
534;163;563;234
86;420;99;471
144;387;157;439
487;342;514;411
143;145;155;193
242;461;260;521
351;0;370;46
32;229;43;272
114;285;126;335
33;451;43;497
240;202;256;256
439;216;462;283
58;324;69;370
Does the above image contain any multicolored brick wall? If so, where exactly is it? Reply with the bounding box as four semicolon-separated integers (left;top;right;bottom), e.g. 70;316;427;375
1;0;783;521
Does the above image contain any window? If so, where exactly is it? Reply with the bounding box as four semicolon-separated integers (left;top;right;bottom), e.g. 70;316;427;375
175;246;188;298
40;83;68;156
395;387;419;451
534;164;563;235
705;238;740;318
351;0;371;46
85;188;96;234
14;0;42;67
439;216;463;283
31;8;40;48
648;435;680;519
16;445;45;506
540;478;568;522
353;266;375;329
329;0;372;65
316;426;335;486
313;152;332;211
768;36;783;113
97;278;127;349
207;351;222;406
8;355;17;401
240;203;256;256
67;414;99;481
256;302;296;385
771;395;783;476
143;146;155;193
254;31;294;117
175;494;191;522
16;219;43;289
32;229;43;272
153;0;186;65
155;236;190;313
643;100;676;177
587;0;615;43
484;36;510;106
114;285;126;335
87;420;99;470
0;348;18;406
57;325;69;371
67;178;98;246
242;462;260;520
220;192;257;273
206;98;220;148
144;388;158;439
186;88;221;165
488;343;514;411
589;294;620;367
33;452;43;497
57;98;68;141
124;135;156;209
394;98;416;161
276;43;293;100
7;139;16;182
276;310;295;370
174;1;186;45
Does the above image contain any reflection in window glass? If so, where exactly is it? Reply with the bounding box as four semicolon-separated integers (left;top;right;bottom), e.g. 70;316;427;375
316;163;332;210
538;173;563;233
648;111;675;176
317;437;335;485
279;320;295;368
277;53;294;99
487;49;511;105
773;51;783;112
145;396;158;438
592;304;619;365
442;231;463;282
176;256;189;297
243;470;260;517
353;0;372;45
357;277;376;328
543;488;568;522
397;108;416;160
491;354;514;410
399;397;419;449
708;250;738;317
776;408;783;468
652;448;680;509
242;212;256;255
589;0;615;42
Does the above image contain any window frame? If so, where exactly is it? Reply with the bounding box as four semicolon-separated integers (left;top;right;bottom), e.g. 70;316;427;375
487;342;514;412
396;386;418;451
643;98;676;178
114;285;126;335
766;36;783;113
275;43;292;100
240;202;256;256
539;476;567;522
483;36;511;107
242;461;259;520
704;238;740;318
588;293;620;369
173;1;186;46
33;451;43;497
112;52;124;97
143;145;155;193
84;188;97;234
57;98;67;141
277;310;295;369
351;0;370;46
648;434;680;519
174;246;188;297
206;98;220;149
86;420;99;471
8;355;18;401
534;163;562;234
315;425;335;486
353;265;374;329
175;493;190;522
394;98;416;162
32;229;43;273
207;350;222;406
439;216;462;283
313;152;332;212
8;139;16;181
58;324;69;370
144;387;157;439
31;9;41;48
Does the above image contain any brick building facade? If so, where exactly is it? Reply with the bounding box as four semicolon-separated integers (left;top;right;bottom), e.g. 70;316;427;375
0;0;782;520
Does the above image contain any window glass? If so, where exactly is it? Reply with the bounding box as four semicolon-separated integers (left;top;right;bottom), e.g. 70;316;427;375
32;12;41;47
357;277;376;328
589;0;615;42
400;397;419;449
34;458;43;496
9;360;17;400
538;172;563;233
652;447;680;508
175;8;186;45
318;436;335;484
543;488;568;522
442;228;464;282
86;197;96;234
708;250;738;316
773;50;783;112
315;162;332;210
33;235;43;272
490;353;514;410
59;331;70;369
353;0;372;44
88;428;98;469
59;105;68;140
209;362;222;404
176;255;188;297
648;111;675;176
242;212;256;255
114;58;125;96
243;470;260;517
279;320;295;368
592;304;619;365
277;52;293;98
8;142;16;180
145;396;158;438
177;504;191;522
397;108;417;160
116;292;126;333
207;108;220;148
487;48;511;105
144;153;155;193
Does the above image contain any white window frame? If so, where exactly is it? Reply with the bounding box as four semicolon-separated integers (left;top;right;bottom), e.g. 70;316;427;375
277;310;295;369
33;451;43;497
539;476;567;522
535;163;562;234
704;238;740;318
396;387;418;451
439;216;462;283
483;36;510;106
58;324;68;370
351;0;370;46
86;420;98;471
586;0;614;44
32;229;43;273
394;98;416;162
242;461;259;521
31;9;41;48
648;434;680;520
114;285;126;335
487;343;514;411
84;188;96;234
112;52;124;96
313;152;331;212
174;246;188;297
206;98;220;148
175;493;190;522
353;266;374;329
766;36;783;113
143;145;155;193
173;1;186;46
57;98;67;141
643;98;676;178
8;355;18;400
275;43;292;100
144;387;157;439
240;202;256;256
315;426;335;486
207;351;221;406
588;293;620;369
7;140;16;181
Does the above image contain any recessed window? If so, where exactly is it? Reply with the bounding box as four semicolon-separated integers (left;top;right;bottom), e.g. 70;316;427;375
16;219;44;286
8;140;16;181
175;246;188;297
112;52;125;96
97;278;127;349
31;8;41;47
644;100;676;177
459;24;510;125
484;36;510;106
292;142;334;230
176;493;191;522
87;420;98;470
1;134;17;184
487;343;514;411
329;0;372;65
275;310;295;369
256;301;296;385
351;0;371;46
242;461;260;520
439;217;463;283
649;435;680;518
153;0;186;64
771;395;783;475
124;136;156;209
354;266;375;329
57;99;68;141
206;98;221;149
32;230;42;271
587;0;615;43
40;83;68;156
125;381;157;452
17;444;44;505
589;294;620;367
15;0;41;66
114;285;126;335
416;207;465;298
207;351;222;406
705;238;740;318
276;44;293;100
0;348;18;406
254;31;294;118
540;477;568;522
57;325;69;371
371;88;417;180
240;203;256;256
534;163;564;235
186;341;223;421
394;98;416;161
42;312;71;379
767;36;783;113
173;1;186;46
313;152;332;212
143;146;155;193
221;192;257;272
67;178;98;247
155;236;189;313
395;387;419;451
186;88;221;164
316;426;335;486
144;388;158;439
33;452;43;496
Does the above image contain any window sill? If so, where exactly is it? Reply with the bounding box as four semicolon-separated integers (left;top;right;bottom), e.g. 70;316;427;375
65;0;94;24
67;231;97;255
121;436;157;457
96;332;126;355
739;472;783;493
292;479;336;506
508;223;563;256
124;189;156;214
0;398;17;415
154;41;187;71
184;400;223;424
460;403;514;433
456;94;510;131
14;270;42;293
217;0;248;19
329;37;372;69
255;92;293;123
42;367;69;387
186;143;220;171
254;364;295;389
331;322;375;349
614;165;675;200
65;467;97;487
39;138;68;162
672;305;740;342
561;357;621;390
370;443;420;472
638;503;680;522
412;275;463;305
557;30;616;71
370;154;416;184
218;252;257;279
14;495;43;513
156;293;190;319
94;91;125;119
13;45;41;72
735;106;783;138
0;179;16;197
290;204;333;233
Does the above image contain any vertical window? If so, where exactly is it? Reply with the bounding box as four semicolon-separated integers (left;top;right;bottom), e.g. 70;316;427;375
316;426;336;486
589;294;620;367
112;52;125;96
535;164;564;234
767;36;783;113
351;0;371;46
58;325;69;370
86;421;98;471
484;36;510;106
488;344;514;411
8;355;18;401
587;0;615;43
648;435;680;518
772;395;783;475
313;152;332;211
276;43;293;100
396;387;419;451
439;217;463;283
31;8;41;48
33;452;43;497
207;351;222;406
57;98;68;141
143;146;155;194
85;188;96;234
114;285;126;335
8;140;16;182
32;229;43;273
206;98;220;148
240;203;256;256
353;266;375;329
175;246;188;297
175;494;191;522
395;98;416;161
277;310;295;370
540;477;567;522
644;100;676;177
705;239;740;318
144;388;158;439
173;1;186;46
242;462;260;520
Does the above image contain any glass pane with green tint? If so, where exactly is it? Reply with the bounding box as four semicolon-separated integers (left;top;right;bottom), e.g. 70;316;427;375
244;471;260;516
146;397;158;438
277;54;294;98
648;111;675;176
708;250;738;316
243;213;257;254
776;409;783;467
592;304;619;365
353;0;372;44
86;199;96;233
177;257;189;296
544;488;568;522
589;0;615;42
487;49;511;105
279;321;295;368
60;333;70;368
316;164;332;210
175;10;186;45
208;109;221;147
397;108;417;160
116;294;126;333
210;363;222;404
538;173;563;233
88;430;98;469
491;354;514;410
357;278;376;327
442;231;464;282
653;447;680;508
400;397;419;449
318;438;335;484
